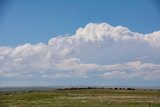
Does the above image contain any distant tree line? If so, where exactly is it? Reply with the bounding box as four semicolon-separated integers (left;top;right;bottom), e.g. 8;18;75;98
57;87;137;91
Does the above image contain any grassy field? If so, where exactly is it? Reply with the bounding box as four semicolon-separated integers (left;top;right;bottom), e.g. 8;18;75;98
0;88;160;107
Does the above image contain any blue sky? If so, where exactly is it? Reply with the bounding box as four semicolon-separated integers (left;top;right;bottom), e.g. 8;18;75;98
0;0;160;87
0;0;160;46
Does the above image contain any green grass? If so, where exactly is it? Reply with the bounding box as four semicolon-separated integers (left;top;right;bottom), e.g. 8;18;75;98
0;88;160;107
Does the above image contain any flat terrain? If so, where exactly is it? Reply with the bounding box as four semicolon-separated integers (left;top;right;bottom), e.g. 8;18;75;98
0;88;160;107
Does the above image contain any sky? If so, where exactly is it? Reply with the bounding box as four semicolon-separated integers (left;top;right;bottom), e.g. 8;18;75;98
0;0;160;87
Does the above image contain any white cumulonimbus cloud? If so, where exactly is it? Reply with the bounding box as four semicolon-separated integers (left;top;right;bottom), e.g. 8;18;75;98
0;23;160;80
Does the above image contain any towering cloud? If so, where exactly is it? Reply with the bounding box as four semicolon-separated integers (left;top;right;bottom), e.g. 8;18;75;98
0;23;160;81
